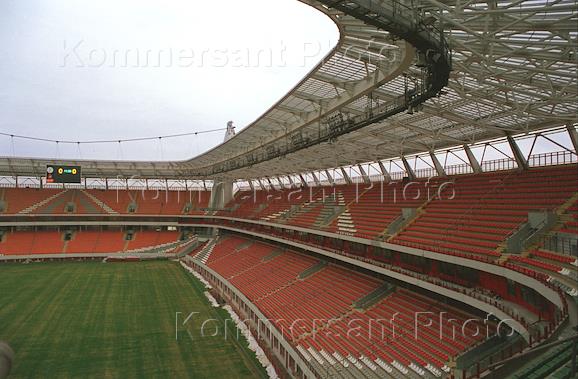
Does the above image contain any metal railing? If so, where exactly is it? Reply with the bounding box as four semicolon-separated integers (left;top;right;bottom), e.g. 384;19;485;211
539;234;578;257
529;150;577;167
0;150;575;192
482;158;517;172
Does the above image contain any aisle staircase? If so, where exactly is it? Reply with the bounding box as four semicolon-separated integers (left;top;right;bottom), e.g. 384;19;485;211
353;283;396;310
298;260;327;279
193;238;218;264
81;190;118;214
18;190;68;214
0;189;5;213
316;192;346;227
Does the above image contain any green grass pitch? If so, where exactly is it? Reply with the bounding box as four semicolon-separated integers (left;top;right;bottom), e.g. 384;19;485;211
0;260;269;378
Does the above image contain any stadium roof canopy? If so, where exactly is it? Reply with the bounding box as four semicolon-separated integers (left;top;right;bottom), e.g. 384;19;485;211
1;0;576;180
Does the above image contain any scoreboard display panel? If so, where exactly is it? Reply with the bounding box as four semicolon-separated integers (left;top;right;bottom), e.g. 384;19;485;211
46;165;81;183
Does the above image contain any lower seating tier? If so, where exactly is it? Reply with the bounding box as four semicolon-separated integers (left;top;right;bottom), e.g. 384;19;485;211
0;230;182;255
198;235;495;376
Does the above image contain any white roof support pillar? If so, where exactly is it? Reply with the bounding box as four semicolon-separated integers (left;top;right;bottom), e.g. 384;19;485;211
298;174;308;187
310;172;321;186
247;180;255;192
429;151;447;177
325;170;334;185
340;167;352;184
567;124;578;154
507;134;529;170
377;160;392;182
401;156;416;180
257;179;266;190
357;165;371;184
209;177;233;209
463;144;482;174
276;177;285;189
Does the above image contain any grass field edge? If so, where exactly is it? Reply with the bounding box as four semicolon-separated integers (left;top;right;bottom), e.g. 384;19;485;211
175;260;271;379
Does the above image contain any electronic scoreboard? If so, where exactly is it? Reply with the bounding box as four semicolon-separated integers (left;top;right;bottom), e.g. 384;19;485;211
46;165;81;183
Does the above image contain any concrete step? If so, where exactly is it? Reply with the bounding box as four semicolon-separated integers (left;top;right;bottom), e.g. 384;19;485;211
193;238;218;264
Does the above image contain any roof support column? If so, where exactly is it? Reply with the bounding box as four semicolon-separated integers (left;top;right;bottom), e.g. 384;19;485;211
257;179;266;190
266;177;274;189
202;180;207;191
105;178;108;190
325;170;334;185
311;172;321;186
357;165;370;184
463;144;482;173
276;177;285;189
567;124;578;154
377;161;392;182
507;134;529;170
340;167;352;184
401;156;416;180
39;177;43;189
298;174;308;187
429;151;446;177
209;177;233;209
247;180;255;192
286;175;295;189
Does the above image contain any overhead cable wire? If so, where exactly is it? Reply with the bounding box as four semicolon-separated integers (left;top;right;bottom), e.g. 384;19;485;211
0;127;227;145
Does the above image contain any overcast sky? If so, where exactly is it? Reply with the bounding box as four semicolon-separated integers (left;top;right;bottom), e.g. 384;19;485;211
0;0;338;161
